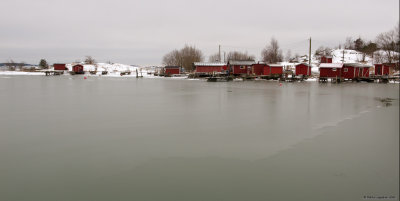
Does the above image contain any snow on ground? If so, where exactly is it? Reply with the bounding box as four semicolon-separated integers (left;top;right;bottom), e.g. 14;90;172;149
0;71;44;75
331;49;373;64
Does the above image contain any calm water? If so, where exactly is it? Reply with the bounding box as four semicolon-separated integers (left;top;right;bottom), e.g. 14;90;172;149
0;75;398;201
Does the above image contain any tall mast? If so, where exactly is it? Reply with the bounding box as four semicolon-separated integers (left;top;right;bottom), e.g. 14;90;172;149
308;37;311;76
219;45;221;62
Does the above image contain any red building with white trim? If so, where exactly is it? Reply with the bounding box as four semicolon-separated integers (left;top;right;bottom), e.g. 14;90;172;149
295;63;311;76
320;56;333;63
72;64;84;74
53;63;67;71
374;63;397;76
194;62;227;74
319;63;343;78
228;60;255;75
269;64;283;75
164;66;181;75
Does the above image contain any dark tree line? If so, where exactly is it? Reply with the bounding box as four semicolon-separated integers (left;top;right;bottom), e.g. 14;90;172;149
162;45;204;71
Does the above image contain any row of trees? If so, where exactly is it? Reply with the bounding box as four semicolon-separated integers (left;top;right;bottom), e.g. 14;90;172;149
315;24;399;63
163;24;399;70
162;39;283;71
2;56;97;71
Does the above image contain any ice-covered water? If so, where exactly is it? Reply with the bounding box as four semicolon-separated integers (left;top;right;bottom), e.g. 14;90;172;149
0;75;398;201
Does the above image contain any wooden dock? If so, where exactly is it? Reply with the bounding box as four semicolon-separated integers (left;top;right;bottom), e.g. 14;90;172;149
39;69;65;76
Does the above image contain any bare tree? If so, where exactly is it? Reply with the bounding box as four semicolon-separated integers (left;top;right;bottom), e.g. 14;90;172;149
208;53;221;62
39;59;49;69
261;37;283;63
5;59;16;71
376;25;399;63
17;62;25;70
84;56;96;64
374;51;384;64
226;51;255;61
162;50;180;66
180;45;204;71
285;50;292;62
162;45;203;71
344;37;353;49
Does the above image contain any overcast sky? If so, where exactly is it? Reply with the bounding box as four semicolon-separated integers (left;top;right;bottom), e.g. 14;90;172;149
0;0;398;65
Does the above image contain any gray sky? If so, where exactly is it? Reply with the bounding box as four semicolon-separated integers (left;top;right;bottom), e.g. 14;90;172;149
0;0;398;66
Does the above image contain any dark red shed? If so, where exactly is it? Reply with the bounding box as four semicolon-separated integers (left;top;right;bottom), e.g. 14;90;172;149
164;66;181;75
320;56;333;63
295;63;311;76
269;64;283;75
72;64;84;74
252;62;267;76
319;63;343;78
194;62;227;73
342;63;371;79
53;63;67;71
375;63;396;76
228;60;255;75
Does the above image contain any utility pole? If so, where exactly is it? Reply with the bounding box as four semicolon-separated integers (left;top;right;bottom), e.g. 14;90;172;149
342;48;345;64
308;37;311;76
219;45;221;62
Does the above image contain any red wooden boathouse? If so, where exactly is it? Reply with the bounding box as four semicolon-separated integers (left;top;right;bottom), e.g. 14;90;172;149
320;56;333;63
228;60;255;75
53;63;67;71
319;63;343;78
269;64;283;75
342;63;370;79
295;63;311;76
193;62;227;73
375;63;396;76
164;66;181;75
72;64;84;74
252;62;266;76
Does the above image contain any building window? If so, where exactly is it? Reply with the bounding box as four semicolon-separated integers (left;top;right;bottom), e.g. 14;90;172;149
344;68;348;72
240;66;245;69
332;68;337;71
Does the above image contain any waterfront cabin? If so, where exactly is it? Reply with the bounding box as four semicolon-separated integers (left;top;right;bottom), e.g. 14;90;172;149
164;66;181;75
295;63;311;76
261;64;283;76
228;60;255;76
375;63;397;76
269;64;283;75
72;64;84;74
319;63;343;79
53;63;67;71
252;62;267;76
320;56;333;63
193;62;227;74
342;63;371;79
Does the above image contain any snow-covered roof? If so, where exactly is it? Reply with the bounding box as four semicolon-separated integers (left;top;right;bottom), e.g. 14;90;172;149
296;63;310;67
164;66;180;69
228;60;255;65
344;63;373;68
319;63;344;68
193;62;227;66
268;64;283;67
